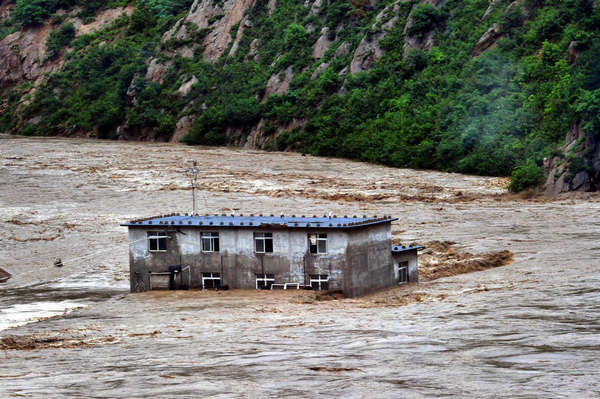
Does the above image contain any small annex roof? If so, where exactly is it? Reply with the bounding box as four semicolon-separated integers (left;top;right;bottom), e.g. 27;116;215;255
121;213;397;230
392;245;424;253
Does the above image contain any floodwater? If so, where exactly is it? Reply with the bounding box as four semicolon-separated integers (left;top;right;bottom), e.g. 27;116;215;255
1;136;599;398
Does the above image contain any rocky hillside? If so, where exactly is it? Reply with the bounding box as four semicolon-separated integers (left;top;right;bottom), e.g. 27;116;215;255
1;0;599;193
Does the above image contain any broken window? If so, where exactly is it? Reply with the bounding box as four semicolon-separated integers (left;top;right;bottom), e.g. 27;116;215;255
256;273;275;289
202;272;221;289
148;231;167;252
254;232;273;253
310;274;329;290
308;233;327;254
201;232;220;252
398;261;409;284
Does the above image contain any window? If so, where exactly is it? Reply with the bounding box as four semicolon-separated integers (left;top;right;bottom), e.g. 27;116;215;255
148;231;167;252
254;232;273;253
308;233;327;254
310;274;329;291
398;261;409;284
201;232;219;252
202;272;221;289
256;274;275;289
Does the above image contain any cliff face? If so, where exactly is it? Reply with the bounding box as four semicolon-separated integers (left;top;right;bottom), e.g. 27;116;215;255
544;124;600;194
1;0;599;192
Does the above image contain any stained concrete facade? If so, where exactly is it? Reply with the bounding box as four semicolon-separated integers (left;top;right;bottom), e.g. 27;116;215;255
123;215;419;297
392;247;420;283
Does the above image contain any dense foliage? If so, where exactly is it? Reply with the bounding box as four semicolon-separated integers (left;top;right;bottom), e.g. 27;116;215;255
2;0;600;191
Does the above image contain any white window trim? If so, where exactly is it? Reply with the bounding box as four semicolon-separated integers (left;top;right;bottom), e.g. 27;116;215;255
148;231;168;252
201;232;219;253
398;261;409;284
308;233;328;254
255;273;275;289
202;272;221;288
254;232;273;253
309;274;330;290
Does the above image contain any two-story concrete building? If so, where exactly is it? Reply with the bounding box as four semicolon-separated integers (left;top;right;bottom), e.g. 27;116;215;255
121;214;421;297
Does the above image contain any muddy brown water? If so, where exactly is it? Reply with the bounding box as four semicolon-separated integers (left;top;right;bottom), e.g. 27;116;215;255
1;136;599;398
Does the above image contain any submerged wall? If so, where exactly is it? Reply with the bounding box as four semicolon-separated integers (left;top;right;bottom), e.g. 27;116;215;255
128;227;356;293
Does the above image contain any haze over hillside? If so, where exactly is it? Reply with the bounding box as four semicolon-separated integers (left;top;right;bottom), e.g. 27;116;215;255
1;0;599;193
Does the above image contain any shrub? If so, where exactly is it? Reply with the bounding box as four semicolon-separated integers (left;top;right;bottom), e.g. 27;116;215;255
509;159;544;192
406;4;441;38
46;22;76;60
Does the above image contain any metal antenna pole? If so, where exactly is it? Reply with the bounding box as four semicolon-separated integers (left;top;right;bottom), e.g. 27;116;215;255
186;161;199;215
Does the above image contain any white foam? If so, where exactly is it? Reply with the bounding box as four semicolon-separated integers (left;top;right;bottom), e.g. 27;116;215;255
46;272;129;290
0;300;87;332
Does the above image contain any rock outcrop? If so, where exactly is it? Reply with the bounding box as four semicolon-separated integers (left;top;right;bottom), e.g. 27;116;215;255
544;124;600;195
163;0;255;63
265;66;294;96
171;115;195;143
177;76;199;97
312;27;334;60
0;25;57;90
145;58;172;84
473;23;501;56
351;3;402;74
402;0;444;57
0;6;133;91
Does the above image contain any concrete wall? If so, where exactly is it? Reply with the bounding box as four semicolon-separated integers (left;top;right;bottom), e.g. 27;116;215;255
344;223;395;297
392;250;419;283
128;227;351;292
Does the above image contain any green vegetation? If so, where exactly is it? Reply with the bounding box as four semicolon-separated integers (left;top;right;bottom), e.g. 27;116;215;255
46;22;75;60
2;0;600;191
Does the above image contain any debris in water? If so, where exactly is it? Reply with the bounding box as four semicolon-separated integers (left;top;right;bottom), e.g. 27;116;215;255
0;267;11;283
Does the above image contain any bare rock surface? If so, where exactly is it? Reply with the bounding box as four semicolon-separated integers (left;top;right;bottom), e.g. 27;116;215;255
265;66;294;96
312;27;334;60
163;0;255;63
351;4;401;74
145;58;172;84
71;6;134;36
177;76;199;97
544;124;600;195
473;22;501;56
0;25;56;90
170;115;194;143
0;6;134;91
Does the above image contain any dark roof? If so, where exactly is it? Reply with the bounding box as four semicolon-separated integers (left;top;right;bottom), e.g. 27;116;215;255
121;214;397;230
392;245;424;253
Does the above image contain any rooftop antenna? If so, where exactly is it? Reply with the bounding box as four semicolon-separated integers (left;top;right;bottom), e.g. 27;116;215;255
185;161;199;215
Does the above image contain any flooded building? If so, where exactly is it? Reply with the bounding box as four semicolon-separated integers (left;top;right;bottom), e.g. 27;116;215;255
121;214;422;297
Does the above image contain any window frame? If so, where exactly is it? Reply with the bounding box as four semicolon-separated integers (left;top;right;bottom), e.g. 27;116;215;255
201;231;220;253
309;274;329;291
254;232;274;253
202;272;221;289
255;273;275;289
147;231;168;252
308;233;328;254
398;261;409;284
